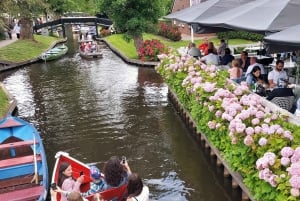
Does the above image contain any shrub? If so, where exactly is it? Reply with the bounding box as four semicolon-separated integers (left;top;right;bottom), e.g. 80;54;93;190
217;31;264;41
158;22;181;41
138;39;167;61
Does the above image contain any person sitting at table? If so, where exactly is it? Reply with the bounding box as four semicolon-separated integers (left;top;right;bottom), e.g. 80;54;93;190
268;59;288;89
266;87;295;112
245;66;267;96
187;42;201;59
228;59;243;84
220;48;234;65
238;51;250;73
203;42;218;56
200;48;219;65
198;38;209;53
245;57;265;76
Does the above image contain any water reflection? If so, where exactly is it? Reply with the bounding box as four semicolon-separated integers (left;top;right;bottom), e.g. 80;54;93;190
1;43;236;201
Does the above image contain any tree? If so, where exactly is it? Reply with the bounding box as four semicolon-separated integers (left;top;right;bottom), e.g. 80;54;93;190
99;0;164;51
5;0;48;40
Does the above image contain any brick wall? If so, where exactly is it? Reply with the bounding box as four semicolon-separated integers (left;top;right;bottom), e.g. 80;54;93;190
170;0;215;38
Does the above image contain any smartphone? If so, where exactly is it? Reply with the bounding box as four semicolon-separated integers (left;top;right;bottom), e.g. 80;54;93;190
121;156;126;164
80;171;84;176
51;183;57;190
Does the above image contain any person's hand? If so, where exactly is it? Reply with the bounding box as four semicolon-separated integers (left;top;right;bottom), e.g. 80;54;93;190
76;175;84;183
50;188;57;198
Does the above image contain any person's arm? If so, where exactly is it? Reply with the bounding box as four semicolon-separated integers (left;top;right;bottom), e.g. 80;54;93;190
268;71;276;88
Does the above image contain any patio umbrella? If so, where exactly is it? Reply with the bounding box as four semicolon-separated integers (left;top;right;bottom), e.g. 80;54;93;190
165;0;255;32
193;0;300;34
264;24;300;53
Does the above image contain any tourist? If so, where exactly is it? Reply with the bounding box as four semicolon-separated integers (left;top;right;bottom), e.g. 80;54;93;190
245;66;265;89
228;59;243;84
58;162;84;201
238;51;250;73
220;48;234;65
245;56;265;77
200;48;219;65
124;173;149;201
80;166;105;197
217;39;227;58
268;59;288;88
187;42;201;58
13;22;21;39
198;37;209;53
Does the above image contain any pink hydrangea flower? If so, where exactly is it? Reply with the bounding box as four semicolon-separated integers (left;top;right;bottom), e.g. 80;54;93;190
291;188;300;197
258;137;268;146
281;157;290;166
281;147;294;158
244;135;254;146
290;175;300;189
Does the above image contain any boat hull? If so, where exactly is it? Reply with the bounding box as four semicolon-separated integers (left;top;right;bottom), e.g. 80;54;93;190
52;151;92;201
40;45;68;61
79;51;103;59
0;116;48;201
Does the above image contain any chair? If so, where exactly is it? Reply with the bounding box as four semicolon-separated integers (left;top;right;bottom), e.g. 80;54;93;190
270;96;295;111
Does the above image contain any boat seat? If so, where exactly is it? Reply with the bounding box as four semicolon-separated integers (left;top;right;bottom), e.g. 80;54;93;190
0;185;44;201
0;140;36;151
0;174;43;190
0;154;42;169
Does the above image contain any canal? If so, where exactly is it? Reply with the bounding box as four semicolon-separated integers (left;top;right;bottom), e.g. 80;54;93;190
0;41;240;201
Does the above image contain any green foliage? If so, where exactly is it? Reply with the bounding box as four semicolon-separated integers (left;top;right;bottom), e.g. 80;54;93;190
156;52;300;201
98;0;164;39
217;31;264;42
0;35;59;62
0;87;9;118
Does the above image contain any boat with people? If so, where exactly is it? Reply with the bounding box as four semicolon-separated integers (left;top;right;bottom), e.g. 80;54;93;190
40;44;68;61
79;40;103;59
51;151;127;201
0;115;48;201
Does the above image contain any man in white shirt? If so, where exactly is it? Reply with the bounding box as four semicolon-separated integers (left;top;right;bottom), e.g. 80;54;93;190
268;60;288;88
200;48;219;65
245;57;265;76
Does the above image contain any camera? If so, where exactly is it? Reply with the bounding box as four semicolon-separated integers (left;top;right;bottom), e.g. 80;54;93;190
121;156;126;164
51;183;57;190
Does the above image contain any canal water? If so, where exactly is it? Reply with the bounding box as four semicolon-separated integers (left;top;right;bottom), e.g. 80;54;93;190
0;41;240;201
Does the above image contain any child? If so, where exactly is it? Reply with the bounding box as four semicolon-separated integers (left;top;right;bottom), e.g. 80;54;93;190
80;166;106;197
228;59;243;84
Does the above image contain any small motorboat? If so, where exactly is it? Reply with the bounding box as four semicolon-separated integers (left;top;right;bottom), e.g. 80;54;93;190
52;151;127;201
0;115;48;201
79;41;103;60
40;44;68;61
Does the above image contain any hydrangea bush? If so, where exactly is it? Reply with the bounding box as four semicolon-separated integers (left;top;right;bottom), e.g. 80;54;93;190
155;51;300;201
138;39;167;62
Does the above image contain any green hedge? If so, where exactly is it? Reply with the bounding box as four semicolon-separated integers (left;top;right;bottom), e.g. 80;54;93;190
217;31;264;42
156;51;300;201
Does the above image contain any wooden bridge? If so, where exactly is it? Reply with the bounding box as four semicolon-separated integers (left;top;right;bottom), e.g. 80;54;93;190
33;17;113;37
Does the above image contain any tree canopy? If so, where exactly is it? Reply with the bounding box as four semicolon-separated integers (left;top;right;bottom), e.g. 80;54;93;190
98;0;166;50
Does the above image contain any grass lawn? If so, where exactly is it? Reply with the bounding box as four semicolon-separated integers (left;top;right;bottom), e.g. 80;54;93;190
106;33;255;59
0;87;9;118
0;35;59;62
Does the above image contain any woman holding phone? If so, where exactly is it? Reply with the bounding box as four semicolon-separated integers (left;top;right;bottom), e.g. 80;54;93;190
58;162;84;201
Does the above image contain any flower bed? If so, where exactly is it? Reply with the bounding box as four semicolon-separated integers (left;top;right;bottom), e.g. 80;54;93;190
155;51;300;201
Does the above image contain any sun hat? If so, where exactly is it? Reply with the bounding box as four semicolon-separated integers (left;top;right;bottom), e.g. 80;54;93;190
90;166;101;179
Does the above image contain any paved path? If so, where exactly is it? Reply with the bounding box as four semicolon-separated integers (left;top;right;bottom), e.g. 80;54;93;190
0;34;17;48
